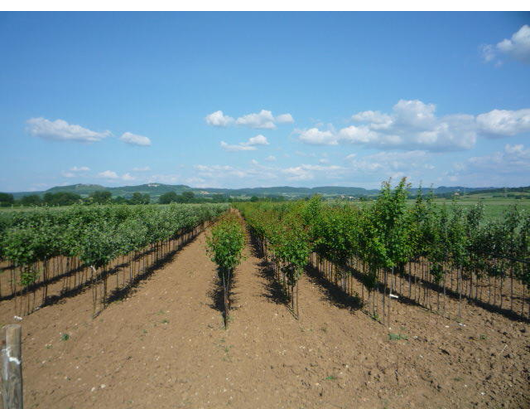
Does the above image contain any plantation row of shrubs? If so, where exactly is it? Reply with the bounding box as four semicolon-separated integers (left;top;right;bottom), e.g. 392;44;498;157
237;179;530;320
0;203;229;315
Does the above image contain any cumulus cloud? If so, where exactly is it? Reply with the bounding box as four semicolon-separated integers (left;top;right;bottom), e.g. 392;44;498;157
206;110;294;129
346;150;432;172
296;128;338;146
352;111;393;130
61;166;91;178
205;110;234;127
341;100;476;151
220;141;256;152
194;161;346;184
97;170;119;179
444;144;530;186
265;155;277;162
245;134;269;146
467;143;530;173
70;166;90;172
195;165;248;179
121;173;135;181
93;170;137;181
26;117;111;143
236;110;276;129
282;164;346;181
297;99;530;151
481;25;530;65
147;174;181;184
276;113;295;124
120;132;152;146
220;134;269;152
476;109;530;138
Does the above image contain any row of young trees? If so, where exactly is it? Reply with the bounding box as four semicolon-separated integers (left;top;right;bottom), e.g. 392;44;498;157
206;211;245;328
237;202;312;317
0;203;228;316
237;179;529;321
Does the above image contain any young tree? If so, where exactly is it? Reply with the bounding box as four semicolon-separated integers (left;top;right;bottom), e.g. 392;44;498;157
0;193;14;207
206;213;245;327
19;195;42;206
90;191;112;204
159;191;178;204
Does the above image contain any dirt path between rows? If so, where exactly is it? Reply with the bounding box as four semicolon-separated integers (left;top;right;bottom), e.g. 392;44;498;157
1;223;528;408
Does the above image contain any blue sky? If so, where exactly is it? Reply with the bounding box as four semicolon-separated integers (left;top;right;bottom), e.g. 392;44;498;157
1;12;529;192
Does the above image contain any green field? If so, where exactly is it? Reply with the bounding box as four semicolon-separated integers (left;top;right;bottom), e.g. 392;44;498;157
428;197;530;220
350;196;529;221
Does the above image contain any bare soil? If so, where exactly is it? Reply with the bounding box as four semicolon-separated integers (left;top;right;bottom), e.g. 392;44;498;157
0;225;528;408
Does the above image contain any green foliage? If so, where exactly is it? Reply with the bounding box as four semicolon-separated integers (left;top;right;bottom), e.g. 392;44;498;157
89;190;112;204
238;177;530;298
159;191;179;204
206;213;245;272
0;193;14;206
20;194;42;206
0;203;229;283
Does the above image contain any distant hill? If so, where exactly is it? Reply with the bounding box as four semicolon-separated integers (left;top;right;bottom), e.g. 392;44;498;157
6;183;527;200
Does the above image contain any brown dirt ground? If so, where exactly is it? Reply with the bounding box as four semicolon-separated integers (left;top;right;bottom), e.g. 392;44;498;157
0;224;528;409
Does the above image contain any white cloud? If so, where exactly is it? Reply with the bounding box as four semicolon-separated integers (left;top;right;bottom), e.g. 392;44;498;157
298;100;530;151
482;25;530;65
61;166;91;178
220;141;256;152
265;155;277;162
220;134;269;152
148;174;181;184
476;109;530;138
298;99;530;151
393;99;436;129
97;170;119;179
276;113;295;124
444;143;530;187
346;150;431;172
468;143;530;172
195;165;248;179
70;166;90;172
296;128;338;146
281;164;346;181
205;110;234;127
245;134;269;146
352;110;393;130
341;100;476;151
236;110;276;129
206;110;294;129
122;173;135;181
26;117;111;143
338;125;380;144
120;132;152;147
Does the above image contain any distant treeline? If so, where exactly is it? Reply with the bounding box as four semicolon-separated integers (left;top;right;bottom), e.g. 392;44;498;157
435;186;530;199
0;190;291;207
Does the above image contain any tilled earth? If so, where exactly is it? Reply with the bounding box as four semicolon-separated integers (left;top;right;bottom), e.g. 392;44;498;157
0;225;528;408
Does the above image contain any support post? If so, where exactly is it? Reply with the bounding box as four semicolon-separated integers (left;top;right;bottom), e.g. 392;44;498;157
1;324;23;409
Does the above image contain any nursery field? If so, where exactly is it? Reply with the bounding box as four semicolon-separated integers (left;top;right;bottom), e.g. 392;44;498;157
0;187;528;409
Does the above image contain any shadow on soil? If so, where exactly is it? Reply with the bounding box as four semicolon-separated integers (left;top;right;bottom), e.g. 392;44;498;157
304;264;363;312
8;230;203;316
247;227;290;307
207;268;239;327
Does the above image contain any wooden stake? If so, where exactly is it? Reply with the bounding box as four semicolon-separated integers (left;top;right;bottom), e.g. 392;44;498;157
1;324;23;409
